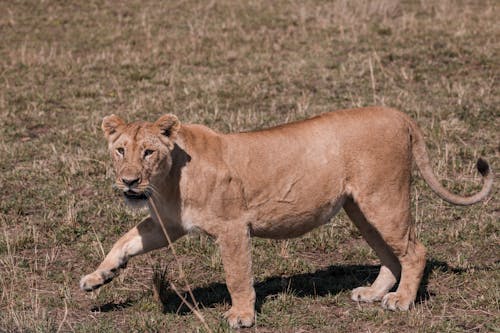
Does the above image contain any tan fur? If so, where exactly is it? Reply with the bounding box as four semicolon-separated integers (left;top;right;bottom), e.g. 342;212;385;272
80;107;493;328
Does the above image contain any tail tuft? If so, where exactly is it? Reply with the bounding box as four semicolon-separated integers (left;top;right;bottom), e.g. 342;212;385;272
477;158;490;177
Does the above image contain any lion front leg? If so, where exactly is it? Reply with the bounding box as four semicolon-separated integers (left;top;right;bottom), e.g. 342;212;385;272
80;217;173;291
216;225;256;329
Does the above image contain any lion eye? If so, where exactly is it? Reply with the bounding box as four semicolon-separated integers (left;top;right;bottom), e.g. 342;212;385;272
116;147;125;156
144;149;155;158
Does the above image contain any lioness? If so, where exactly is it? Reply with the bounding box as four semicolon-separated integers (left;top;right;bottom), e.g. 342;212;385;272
80;107;493;328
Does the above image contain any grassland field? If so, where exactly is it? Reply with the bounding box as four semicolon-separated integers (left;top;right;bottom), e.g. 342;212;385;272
0;0;498;332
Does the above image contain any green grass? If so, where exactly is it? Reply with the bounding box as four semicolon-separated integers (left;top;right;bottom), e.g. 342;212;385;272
0;0;498;332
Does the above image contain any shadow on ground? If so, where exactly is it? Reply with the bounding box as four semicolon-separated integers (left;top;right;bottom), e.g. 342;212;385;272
163;263;380;315
91;259;470;314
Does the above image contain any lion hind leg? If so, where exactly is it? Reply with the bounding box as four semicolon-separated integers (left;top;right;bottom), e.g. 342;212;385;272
345;195;426;310
381;239;426;311
344;198;400;302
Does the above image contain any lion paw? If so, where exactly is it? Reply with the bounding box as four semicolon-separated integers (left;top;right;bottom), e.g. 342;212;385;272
80;270;115;292
224;308;255;328
381;292;412;311
351;286;385;303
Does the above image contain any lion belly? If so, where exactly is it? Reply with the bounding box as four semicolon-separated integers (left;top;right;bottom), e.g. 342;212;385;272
248;195;345;239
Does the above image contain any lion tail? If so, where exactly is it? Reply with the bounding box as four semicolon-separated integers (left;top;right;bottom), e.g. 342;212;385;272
408;119;494;206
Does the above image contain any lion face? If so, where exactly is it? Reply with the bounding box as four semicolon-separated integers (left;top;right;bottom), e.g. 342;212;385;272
101;114;180;206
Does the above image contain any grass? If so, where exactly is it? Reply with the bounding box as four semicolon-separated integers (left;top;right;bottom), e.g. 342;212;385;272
0;0;498;332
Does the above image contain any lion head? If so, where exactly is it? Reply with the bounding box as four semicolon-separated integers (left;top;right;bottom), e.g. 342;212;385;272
101;114;181;206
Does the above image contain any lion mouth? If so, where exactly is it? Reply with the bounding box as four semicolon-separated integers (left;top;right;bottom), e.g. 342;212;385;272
123;190;148;200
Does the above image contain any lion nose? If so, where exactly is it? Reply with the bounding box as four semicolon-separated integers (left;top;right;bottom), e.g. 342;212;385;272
121;177;141;188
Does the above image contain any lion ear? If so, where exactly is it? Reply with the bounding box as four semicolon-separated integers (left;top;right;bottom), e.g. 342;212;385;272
102;114;125;139
155;114;181;140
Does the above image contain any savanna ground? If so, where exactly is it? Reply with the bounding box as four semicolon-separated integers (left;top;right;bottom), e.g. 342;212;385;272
0;0;499;332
